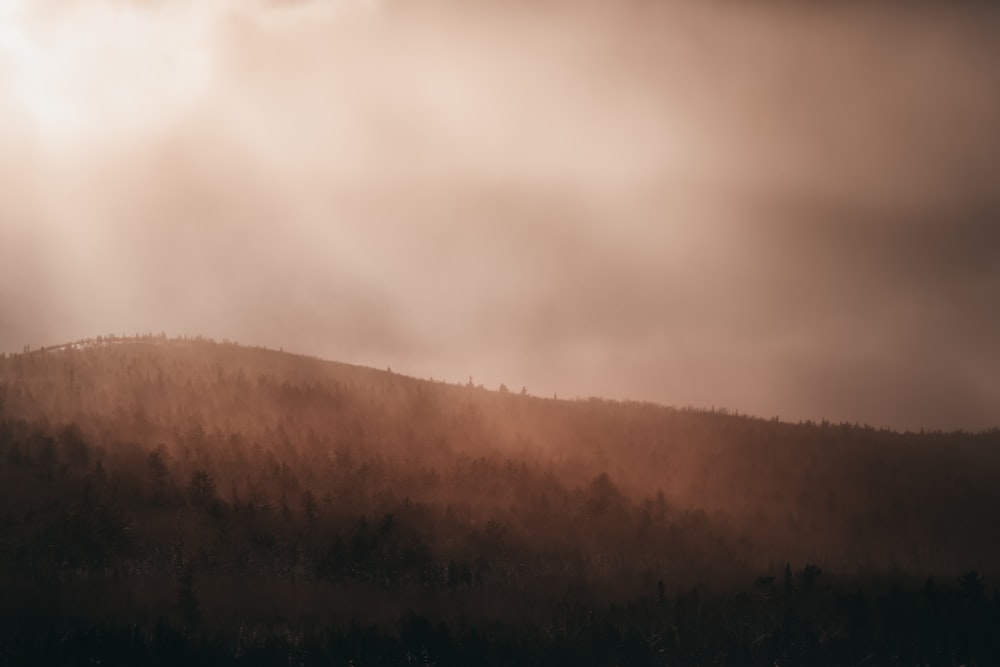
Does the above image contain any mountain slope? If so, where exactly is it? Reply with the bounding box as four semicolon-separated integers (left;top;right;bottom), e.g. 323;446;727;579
1;336;999;664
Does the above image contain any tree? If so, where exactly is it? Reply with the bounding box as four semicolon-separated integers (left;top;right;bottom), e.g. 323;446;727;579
178;565;201;625
958;570;984;597
798;564;822;593
301;489;318;520
585;472;621;517
187;470;218;510
148;447;169;481
148;445;172;503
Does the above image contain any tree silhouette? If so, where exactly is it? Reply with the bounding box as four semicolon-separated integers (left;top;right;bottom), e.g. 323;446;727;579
178;565;201;625
301;489;318;520
798;563;822;593
958;569;984;597
585;472;621;517
187;470;218;511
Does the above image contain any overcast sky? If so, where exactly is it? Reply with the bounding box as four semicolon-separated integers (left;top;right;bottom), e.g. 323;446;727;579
1;0;998;431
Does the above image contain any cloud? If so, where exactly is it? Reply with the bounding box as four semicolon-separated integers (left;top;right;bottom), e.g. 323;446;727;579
1;1;998;431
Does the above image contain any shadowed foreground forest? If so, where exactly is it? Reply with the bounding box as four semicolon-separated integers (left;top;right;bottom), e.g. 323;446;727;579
1;336;999;665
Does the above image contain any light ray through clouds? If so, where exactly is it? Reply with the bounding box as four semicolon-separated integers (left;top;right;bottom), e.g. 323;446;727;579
0;0;224;142
0;1;998;431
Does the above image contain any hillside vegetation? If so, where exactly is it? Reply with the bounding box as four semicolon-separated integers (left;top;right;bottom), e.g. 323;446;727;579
1;336;999;665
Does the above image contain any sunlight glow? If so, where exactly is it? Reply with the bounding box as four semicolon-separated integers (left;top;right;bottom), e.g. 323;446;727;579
0;0;216;144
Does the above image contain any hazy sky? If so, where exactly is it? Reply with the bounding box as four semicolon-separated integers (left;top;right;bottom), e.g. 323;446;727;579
1;0;998;431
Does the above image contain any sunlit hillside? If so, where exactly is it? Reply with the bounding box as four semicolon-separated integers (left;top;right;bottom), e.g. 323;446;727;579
1;336;999;665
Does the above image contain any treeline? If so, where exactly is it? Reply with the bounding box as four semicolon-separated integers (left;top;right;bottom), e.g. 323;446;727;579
3;337;999;572
1;338;999;664
2;414;999;665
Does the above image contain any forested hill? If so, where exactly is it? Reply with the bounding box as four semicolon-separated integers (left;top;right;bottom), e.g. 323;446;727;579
2;336;999;665
3;335;1000;572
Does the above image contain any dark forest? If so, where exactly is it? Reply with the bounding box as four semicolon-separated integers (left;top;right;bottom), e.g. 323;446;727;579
1;336;999;665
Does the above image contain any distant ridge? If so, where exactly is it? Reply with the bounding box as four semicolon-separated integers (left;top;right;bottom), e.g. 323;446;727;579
9;333;998;437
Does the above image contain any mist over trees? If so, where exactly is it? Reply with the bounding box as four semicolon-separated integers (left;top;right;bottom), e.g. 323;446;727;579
1;336;999;665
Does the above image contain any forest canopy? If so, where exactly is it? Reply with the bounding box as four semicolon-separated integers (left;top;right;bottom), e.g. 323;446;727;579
1;336;998;665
